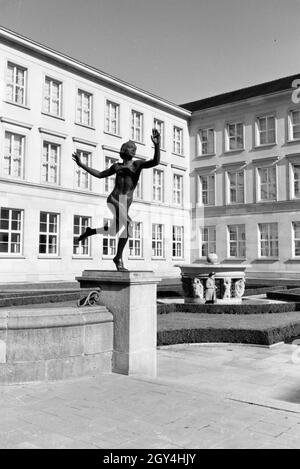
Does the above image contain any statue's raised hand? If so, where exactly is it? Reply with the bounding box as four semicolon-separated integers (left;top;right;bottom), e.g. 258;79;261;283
72;152;82;167
151;128;160;146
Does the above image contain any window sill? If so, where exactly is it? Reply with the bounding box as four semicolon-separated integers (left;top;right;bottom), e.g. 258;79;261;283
172;152;185;158
151;257;166;261
103;131;122;139
222;257;247;262
128;257;145;260
4;100;30;110
41;112;65;121
195;153;216;159
257;199;277;203
37;255;62;259
286;139;300;144
75;122;95;130
133;140;145;146
252;257;279;262
72;256;93;260
285;258;300;263
224;148;245;154
0;255;26;259
253;143;277;150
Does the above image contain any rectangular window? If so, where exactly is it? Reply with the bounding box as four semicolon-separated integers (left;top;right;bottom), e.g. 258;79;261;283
73;215;91;256
134;173;143;199
172;226;184;258
152;223;164;258
43;77;62;116
293;164;300;198
173;174;183;205
6;62;27;106
199;128;214;155
39;212;59;255
200;174;215;205
257;116;276;145
0;208;23;255
228;224;246;258
42;142;60;184
153;169;164;202
154;119;165;149
289;110;300;141
201;226;216;257
76;90;93;126
75;150;91;189
259;223;278;257
104;156;117;193
173;126;183;155
228;170;244;204
106;101;120;135
227;123;244;150
258;166;276;201
131;110;143;142
129;222;143;258
293;222;300;257
3;131;25;178
102;219;117;256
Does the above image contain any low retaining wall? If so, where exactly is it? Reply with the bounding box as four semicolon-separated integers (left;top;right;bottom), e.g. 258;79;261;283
0;305;113;384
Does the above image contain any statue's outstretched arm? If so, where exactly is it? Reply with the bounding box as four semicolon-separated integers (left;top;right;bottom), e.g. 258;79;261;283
138;129;160;170
72;152;116;179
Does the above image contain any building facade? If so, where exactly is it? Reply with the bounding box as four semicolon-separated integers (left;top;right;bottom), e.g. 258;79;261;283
0;27;191;283
184;76;300;281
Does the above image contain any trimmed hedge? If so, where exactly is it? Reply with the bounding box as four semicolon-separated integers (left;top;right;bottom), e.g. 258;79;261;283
157;302;300;315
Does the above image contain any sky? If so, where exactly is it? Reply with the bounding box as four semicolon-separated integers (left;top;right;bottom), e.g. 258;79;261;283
0;0;300;104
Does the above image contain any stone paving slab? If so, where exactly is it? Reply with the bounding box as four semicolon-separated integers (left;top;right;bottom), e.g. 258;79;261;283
0;343;300;449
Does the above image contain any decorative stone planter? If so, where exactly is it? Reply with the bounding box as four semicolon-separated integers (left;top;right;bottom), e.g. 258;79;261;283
175;263;250;304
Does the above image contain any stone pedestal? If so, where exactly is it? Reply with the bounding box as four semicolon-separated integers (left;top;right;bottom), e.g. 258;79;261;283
76;270;160;378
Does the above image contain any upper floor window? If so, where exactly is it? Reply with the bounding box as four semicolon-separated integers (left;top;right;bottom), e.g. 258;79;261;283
256;115;276;146
6;62;27;106
134;173;143;200
258;166;276;201
154;119;165;149
39;212;59;255
288;110;300;141
104;156;117;193
76;90;93;126
153;169;164;202
201;226;216;258
42;142;60;184
173;174;183;205
73;215;91;256
258;222;278;258
292;163;300;199
228;170;244;204
228;224;246;258
226;123;244;151
106;101;120;135
198;128;214;156
199;174;215;205
43;77;62;117
3;131;25;179
173;126;183;155
75;150;91;190
172;226;184;259
129;222;143;258
131;110;143;142
0;208;23;255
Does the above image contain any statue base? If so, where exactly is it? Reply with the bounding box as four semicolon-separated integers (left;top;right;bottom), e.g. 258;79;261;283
76;270;161;378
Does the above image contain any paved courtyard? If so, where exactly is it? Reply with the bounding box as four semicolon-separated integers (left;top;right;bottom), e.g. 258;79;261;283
0;342;300;449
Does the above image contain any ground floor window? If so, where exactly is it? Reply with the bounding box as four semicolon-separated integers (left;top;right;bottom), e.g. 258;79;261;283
292;222;300;257
228;224;246;258
258;222;278;257
102;219;117;257
39;212;59;255
0;207;23;254
73;216;91;255
201;226;216;257
129;222;142;257
172;226;184;258
152;223;164;258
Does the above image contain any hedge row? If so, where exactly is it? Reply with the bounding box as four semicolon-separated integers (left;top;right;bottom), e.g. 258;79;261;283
157;301;300;315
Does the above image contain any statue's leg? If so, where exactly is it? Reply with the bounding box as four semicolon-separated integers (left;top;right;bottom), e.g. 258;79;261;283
112;198;133;271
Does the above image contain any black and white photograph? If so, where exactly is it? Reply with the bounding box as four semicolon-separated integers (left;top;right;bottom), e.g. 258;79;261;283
0;0;300;452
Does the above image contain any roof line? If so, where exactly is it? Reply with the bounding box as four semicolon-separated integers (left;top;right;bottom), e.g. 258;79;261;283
0;25;191;117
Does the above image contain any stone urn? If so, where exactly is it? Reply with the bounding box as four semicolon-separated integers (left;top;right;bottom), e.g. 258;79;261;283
207;253;218;264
